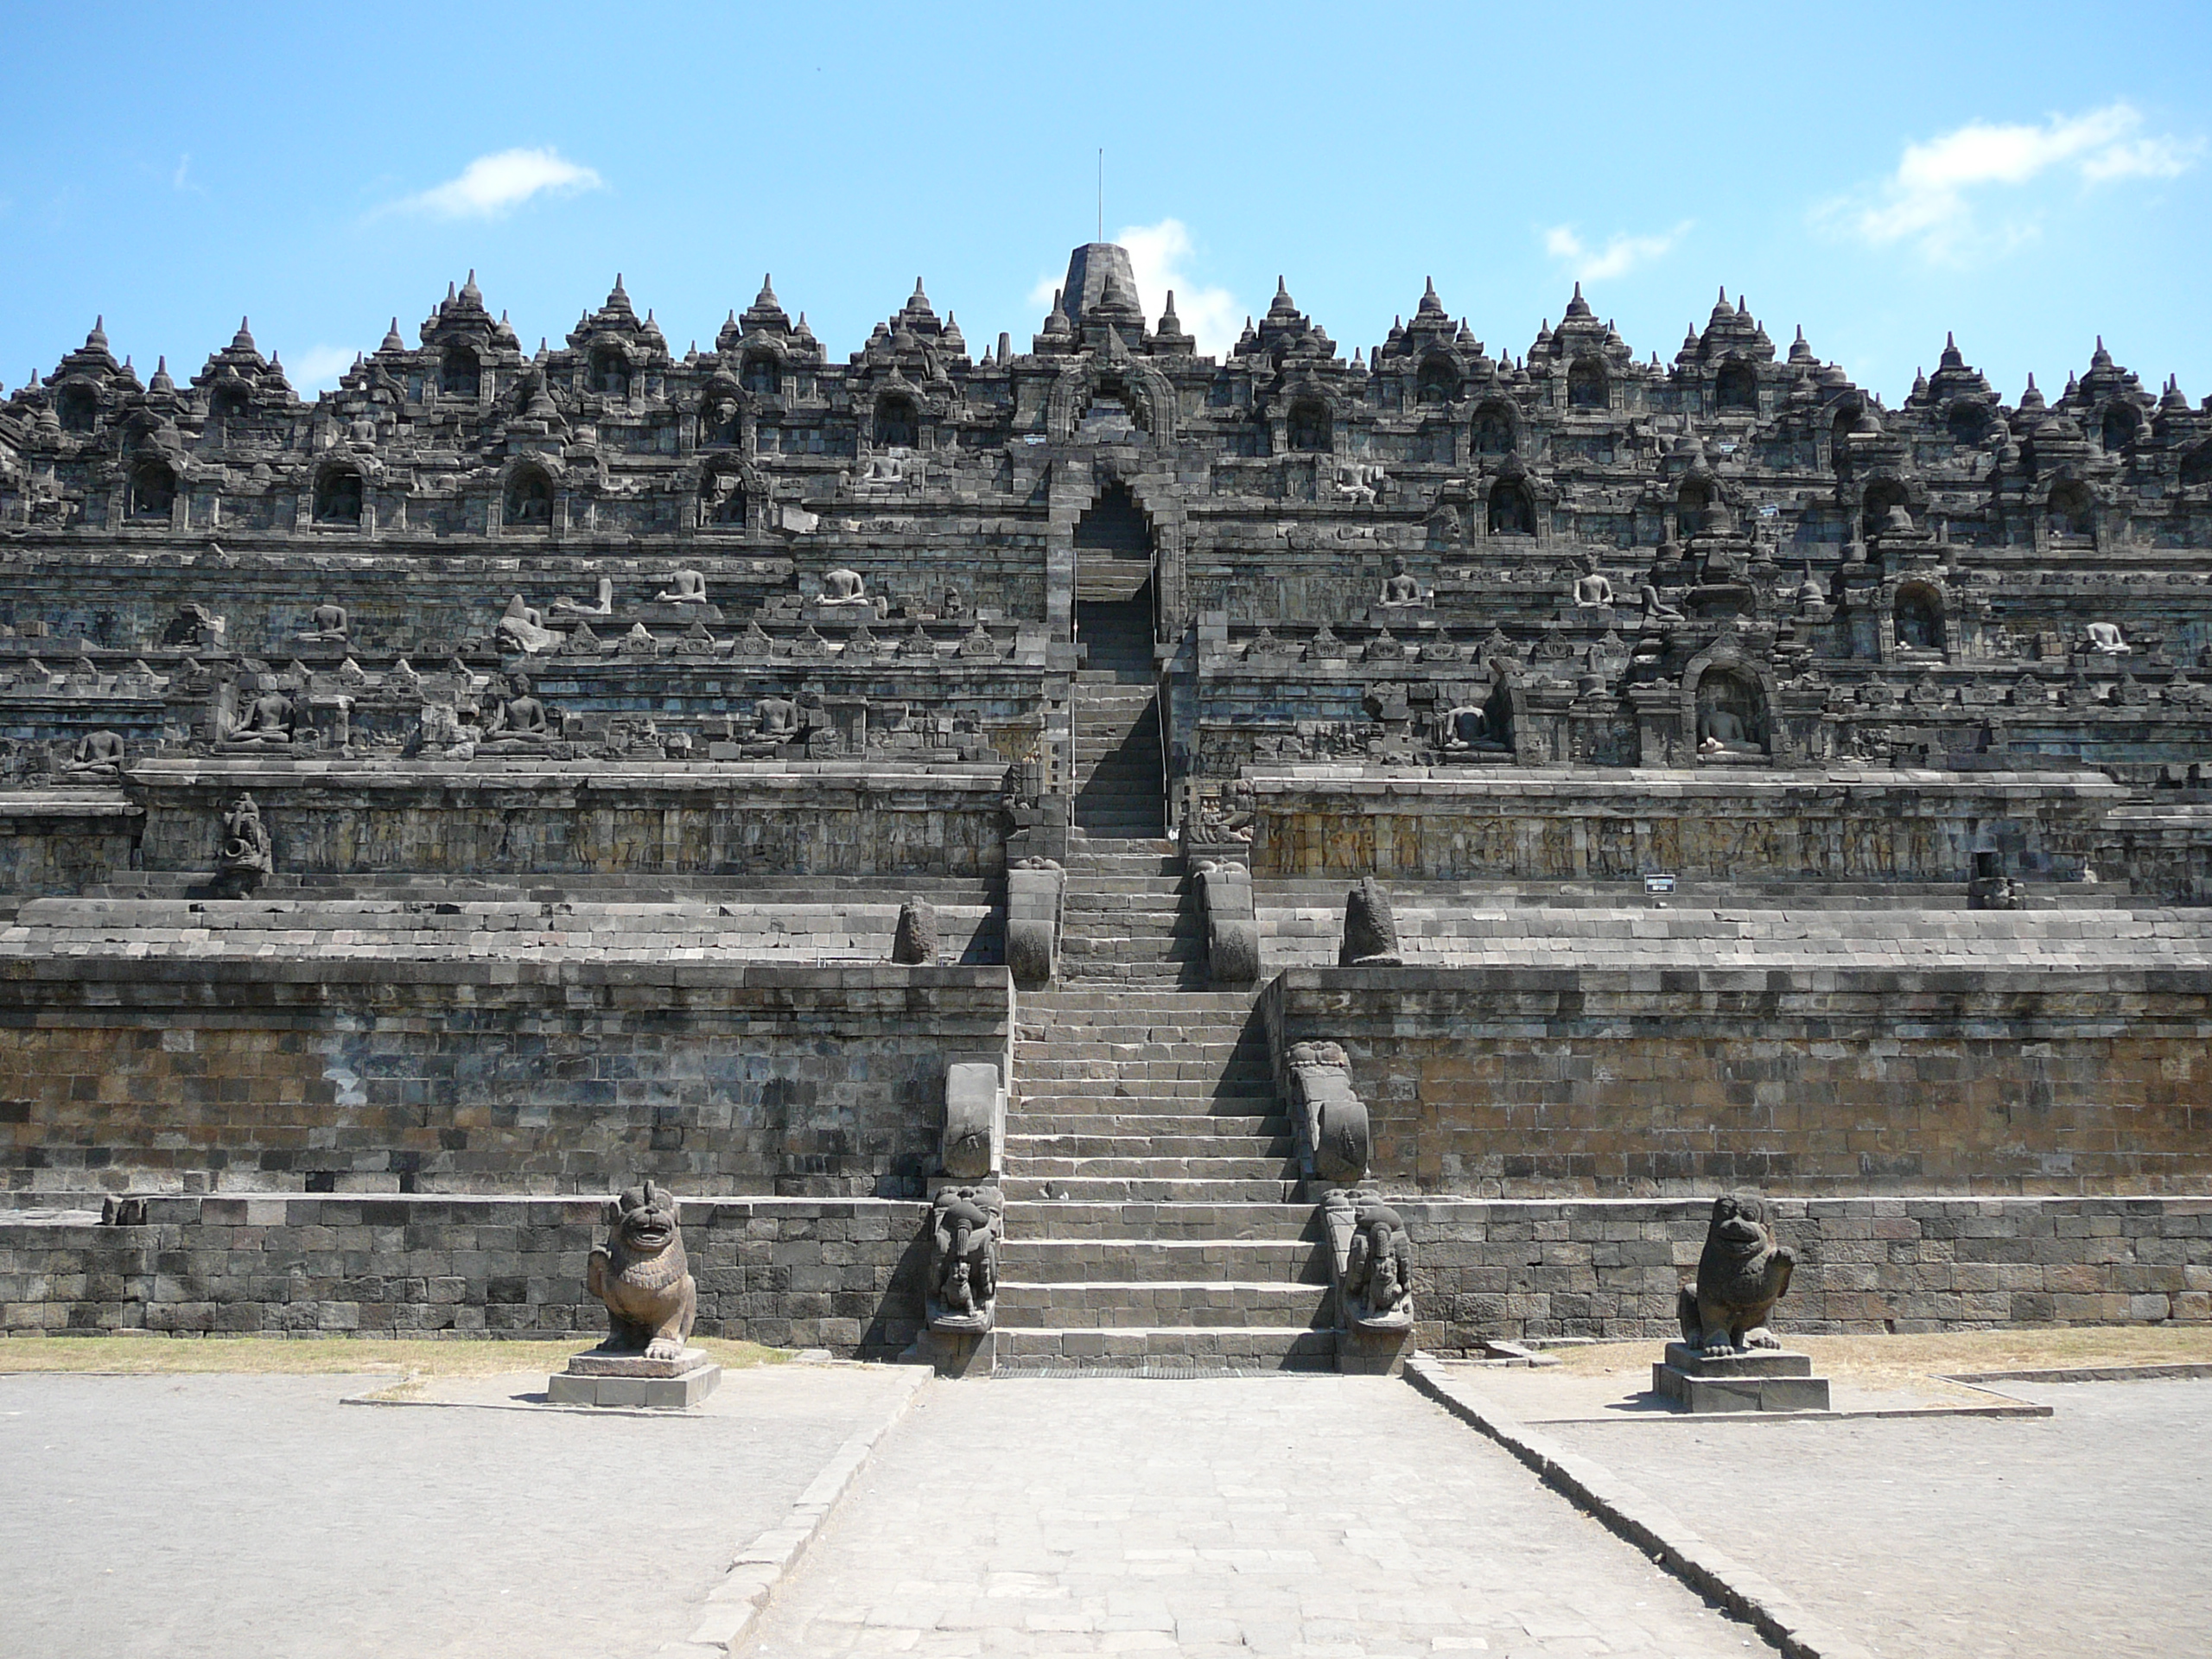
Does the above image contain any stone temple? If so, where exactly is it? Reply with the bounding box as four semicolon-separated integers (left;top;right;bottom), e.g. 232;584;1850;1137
1;242;2209;1368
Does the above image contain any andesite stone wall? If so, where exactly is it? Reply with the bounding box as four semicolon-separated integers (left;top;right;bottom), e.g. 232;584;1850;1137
0;1194;929;1357
4;1193;2202;1356
0;959;1013;1200
1400;1195;2212;1352
1265;966;2212;1196
1247;768;2126;887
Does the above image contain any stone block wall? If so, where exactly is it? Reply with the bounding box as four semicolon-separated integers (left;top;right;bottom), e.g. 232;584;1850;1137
1265;964;2212;1196
125;760;1012;880
1397;1196;2212;1352
0;1193;931;1357
0;957;1013;1199
1247;769;2125;887
0;796;139;894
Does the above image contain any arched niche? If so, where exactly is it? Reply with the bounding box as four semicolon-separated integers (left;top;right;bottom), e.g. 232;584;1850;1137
1686;658;1770;758
314;467;365;526
1046;361;1178;446
1715;359;1758;411
1831;399;1865;449
591;346;630;399
741;352;782;396
874;393;919;449
1859;477;1910;541
129;460;176;521
1077;391;1141;442
1488;477;1535;537
441;345;480;398
1893;582;1946;652
504;465;554;527
1287;397;1332;453
57;385;98;433
1567;357;1607;410
2046;479;2094;540
1946;401;1987;447
2182;443;2212;490
208;385;250;422
1471;403;1515;456
699;392;741;447
1675;478;1713;541
1416;357;1459;405
2101;404;2139;454
702;468;748;527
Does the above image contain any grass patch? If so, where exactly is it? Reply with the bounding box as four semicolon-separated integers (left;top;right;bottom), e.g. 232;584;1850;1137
0;1334;790;1378
1543;1325;2212;1389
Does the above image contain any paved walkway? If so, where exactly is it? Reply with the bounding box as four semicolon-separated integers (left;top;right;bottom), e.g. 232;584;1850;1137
0;1363;918;1659
1541;1376;2212;1658
747;1374;1776;1657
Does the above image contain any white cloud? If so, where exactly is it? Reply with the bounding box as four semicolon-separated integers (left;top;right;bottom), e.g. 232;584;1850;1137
286;345;357;394
385;147;603;220
1818;103;2203;263
1025;217;1244;357
1542;220;1691;283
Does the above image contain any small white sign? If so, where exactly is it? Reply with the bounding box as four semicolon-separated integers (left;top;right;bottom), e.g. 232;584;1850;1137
1643;873;1676;894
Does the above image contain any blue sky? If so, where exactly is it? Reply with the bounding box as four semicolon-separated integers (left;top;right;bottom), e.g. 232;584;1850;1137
3;2;2208;407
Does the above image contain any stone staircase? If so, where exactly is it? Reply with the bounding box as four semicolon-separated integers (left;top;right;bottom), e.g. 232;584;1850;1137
982;596;1338;1371
1073;599;1165;840
996;988;1333;1372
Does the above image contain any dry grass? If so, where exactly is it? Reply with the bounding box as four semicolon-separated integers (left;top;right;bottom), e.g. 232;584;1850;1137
1544;1325;2212;1389
0;1334;790;1378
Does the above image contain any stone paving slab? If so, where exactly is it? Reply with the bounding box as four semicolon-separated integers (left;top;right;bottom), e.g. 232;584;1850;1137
745;1374;1780;1656
0;1361;919;1659
1538;1375;2212;1658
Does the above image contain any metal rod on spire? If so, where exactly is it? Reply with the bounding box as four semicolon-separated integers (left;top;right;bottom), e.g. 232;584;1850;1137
1097;149;1103;243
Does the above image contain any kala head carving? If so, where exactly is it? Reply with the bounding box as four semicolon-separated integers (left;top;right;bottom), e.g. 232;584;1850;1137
1678;1194;1796;1354
586;1179;697;1360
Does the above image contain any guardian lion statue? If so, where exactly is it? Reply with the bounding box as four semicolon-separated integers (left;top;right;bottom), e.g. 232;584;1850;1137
587;1179;696;1359
1677;1193;1795;1354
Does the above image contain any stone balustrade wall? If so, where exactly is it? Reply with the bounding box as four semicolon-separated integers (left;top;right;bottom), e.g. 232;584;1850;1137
0;957;1014;1200
1265;963;2212;1196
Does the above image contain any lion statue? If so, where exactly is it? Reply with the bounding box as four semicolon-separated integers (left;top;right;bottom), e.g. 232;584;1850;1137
1677;1193;1796;1354
586;1179;696;1360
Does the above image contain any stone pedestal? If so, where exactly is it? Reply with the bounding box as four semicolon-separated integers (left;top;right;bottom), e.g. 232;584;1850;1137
547;1346;721;1408
1337;1318;1413;1376
1652;1344;1829;1413
922;1325;995;1378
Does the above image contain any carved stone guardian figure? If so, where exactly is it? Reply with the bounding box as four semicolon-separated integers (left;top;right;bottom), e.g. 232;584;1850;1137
927;1184;1002;1332
1677;1194;1795;1353
1655;1194;1828;1412
212;792;272;897
1342;1196;1415;1324
550;1179;721;1408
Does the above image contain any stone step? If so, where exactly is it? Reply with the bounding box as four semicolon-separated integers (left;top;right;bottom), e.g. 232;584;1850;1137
1014;1018;1257;1038
1001;1199;1315;1237
997;1238;1326;1283
1007;1149;1296;1179
1002;1174;1300;1203
1005;1114;1282;1138
1017;987;1253;1006
992;1326;1337;1369
1014;1066;1270;1087
1010;1037;1258;1062
994;1281;1332;1329
1007;1128;1290;1156
1057;964;1211;984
